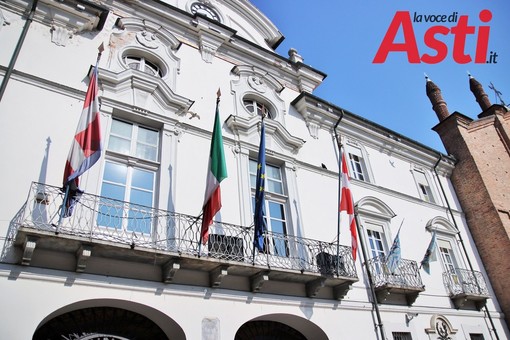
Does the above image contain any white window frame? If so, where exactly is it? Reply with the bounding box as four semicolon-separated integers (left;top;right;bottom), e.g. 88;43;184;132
98;117;161;235
344;142;373;183
413;168;435;203
249;159;289;257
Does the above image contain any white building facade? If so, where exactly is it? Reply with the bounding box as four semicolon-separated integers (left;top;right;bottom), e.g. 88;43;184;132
0;0;508;339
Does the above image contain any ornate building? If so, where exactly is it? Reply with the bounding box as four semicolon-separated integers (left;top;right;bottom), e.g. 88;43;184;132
0;0;508;338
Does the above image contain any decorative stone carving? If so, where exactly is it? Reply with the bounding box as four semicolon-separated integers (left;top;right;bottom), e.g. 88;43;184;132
51;26;73;47
136;30;159;49
248;75;266;93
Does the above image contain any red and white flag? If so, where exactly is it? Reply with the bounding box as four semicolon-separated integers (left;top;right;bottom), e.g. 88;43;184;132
340;151;358;261
63;65;102;190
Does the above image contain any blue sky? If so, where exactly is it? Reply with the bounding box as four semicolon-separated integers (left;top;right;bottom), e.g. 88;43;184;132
250;1;510;153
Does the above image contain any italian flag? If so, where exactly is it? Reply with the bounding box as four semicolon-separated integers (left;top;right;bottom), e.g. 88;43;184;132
201;93;228;245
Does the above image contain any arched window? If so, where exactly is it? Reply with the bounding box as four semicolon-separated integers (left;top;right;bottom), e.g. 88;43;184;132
123;55;163;77
243;97;274;119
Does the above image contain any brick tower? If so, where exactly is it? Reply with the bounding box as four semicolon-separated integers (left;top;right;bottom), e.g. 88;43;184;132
427;75;510;328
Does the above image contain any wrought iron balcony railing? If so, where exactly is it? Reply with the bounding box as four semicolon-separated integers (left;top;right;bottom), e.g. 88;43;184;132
366;255;424;290
7;182;357;280
442;268;489;297
442;268;489;310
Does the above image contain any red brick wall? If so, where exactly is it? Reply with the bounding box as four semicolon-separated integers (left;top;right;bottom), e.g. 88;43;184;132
435;110;510;328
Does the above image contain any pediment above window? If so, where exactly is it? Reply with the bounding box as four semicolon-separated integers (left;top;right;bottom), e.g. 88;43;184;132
115;17;182;51
356;196;396;221
426;216;458;236
225;114;304;155
98;68;193;118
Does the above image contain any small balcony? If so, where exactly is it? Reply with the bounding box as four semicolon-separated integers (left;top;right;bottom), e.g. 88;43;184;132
443;268;490;310
5;182;358;300
366;255;425;306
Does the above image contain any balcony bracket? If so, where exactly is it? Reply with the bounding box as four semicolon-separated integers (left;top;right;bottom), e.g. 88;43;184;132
21;236;38;266
306;277;326;297
162;261;180;283
452;296;468;309
375;289;391;304
251;271;269;292
75;245;92;272
210;265;229;287
405;292;420;306
333;282;353;300
475;299;487;311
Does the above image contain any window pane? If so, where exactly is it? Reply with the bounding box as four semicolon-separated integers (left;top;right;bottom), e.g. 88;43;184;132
97;198;123;229
111;120;132;138
136;143;158;161
131;168;154;191
128;205;152;234
243;100;255;114
137;126;158;145
267;179;283;194
266;164;281;180
101;182;125;201
108;136;131;155
130;189;153;207
269;201;284;221
103;162;127;186
108;120;132;154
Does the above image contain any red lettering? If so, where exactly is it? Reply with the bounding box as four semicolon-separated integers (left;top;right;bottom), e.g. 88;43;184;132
450;15;475;63
475;9;492;63
422;26;449;64
373;11;420;63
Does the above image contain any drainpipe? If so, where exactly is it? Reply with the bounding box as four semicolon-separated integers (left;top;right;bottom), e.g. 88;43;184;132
354;210;387;340
0;0;39;103
433;154;500;340
333;110;344;277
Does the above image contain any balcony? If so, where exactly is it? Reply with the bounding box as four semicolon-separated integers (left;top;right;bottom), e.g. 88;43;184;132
366;255;425;306
443;268;490;310
5;182;358;300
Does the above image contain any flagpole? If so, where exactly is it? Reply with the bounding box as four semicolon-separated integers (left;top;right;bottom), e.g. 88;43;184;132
252;112;266;265
57;43;105;234
354;207;387;340
333;112;344;276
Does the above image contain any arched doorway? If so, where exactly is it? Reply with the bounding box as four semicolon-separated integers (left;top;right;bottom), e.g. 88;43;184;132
32;299;186;340
33;306;167;340
235;314;329;340
235;320;306;340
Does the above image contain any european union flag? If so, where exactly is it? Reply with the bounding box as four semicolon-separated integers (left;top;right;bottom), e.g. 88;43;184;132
253;119;266;252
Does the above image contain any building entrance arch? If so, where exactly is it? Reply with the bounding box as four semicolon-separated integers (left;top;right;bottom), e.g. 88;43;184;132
235;313;328;340
32;299;185;340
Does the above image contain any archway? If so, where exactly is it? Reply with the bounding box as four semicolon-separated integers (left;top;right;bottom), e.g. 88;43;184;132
235;314;328;340
32;299;185;340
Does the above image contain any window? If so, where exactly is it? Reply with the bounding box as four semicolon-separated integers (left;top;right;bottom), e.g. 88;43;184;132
243;98;274;119
439;239;458;273
413;170;435;203
249;159;288;256
124;55;163;77
98;119;160;234
108;119;159;161
392;332;412;340
365;222;387;274
345;145;370;182
98;162;155;233
470;334;484;340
